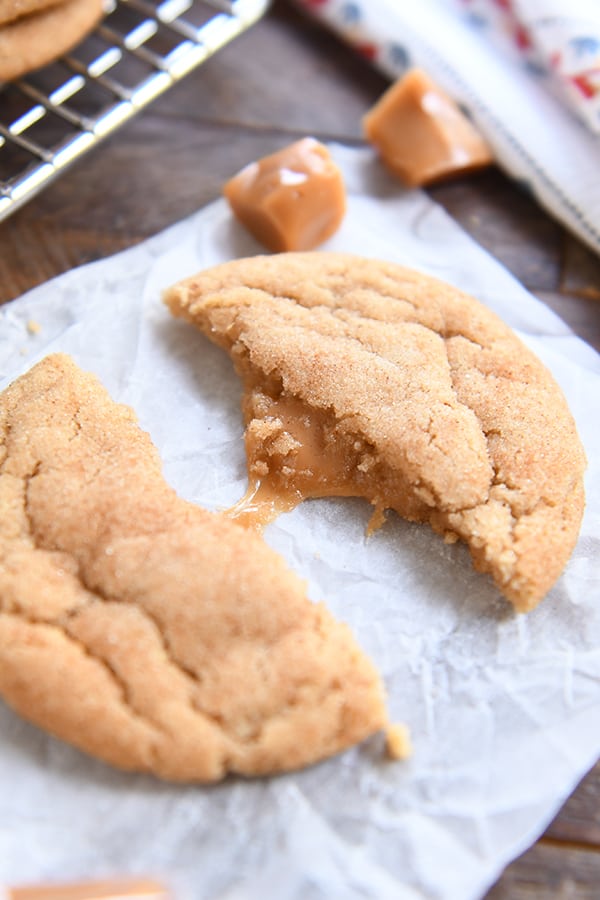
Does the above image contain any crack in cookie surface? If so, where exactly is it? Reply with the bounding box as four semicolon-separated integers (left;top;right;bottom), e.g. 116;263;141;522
0;354;387;781
164;252;586;611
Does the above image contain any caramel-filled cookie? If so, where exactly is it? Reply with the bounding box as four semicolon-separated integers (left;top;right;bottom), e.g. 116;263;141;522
165;252;586;612
0;0;103;82
0;354;387;781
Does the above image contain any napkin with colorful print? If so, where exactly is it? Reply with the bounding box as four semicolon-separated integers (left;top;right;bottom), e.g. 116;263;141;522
295;0;600;257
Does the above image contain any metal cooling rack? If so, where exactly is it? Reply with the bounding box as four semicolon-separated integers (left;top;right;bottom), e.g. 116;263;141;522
0;0;269;222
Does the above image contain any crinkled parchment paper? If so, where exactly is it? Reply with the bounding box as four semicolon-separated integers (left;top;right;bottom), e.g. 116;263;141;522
0;146;598;900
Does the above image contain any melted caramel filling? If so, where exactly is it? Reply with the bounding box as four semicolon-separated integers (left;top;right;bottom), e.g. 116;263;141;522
227;386;416;532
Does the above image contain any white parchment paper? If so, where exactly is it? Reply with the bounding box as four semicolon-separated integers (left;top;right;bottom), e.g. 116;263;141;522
0;146;599;900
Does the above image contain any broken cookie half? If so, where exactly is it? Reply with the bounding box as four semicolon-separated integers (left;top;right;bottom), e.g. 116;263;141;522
164;252;586;612
0;354;388;781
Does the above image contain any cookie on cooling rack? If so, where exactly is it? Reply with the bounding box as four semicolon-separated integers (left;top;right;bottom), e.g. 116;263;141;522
0;0;62;28
0;0;104;82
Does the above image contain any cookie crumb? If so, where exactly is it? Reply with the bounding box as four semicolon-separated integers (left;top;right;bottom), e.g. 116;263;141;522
27;319;41;335
385;723;412;760
366;503;386;537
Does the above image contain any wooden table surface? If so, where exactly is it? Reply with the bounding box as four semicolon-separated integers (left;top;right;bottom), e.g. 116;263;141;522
1;1;599;896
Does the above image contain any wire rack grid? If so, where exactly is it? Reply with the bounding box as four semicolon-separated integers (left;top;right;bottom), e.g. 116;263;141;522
0;0;270;223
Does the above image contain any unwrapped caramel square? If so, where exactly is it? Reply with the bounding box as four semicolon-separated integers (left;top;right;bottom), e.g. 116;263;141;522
363;68;493;187
223;138;346;252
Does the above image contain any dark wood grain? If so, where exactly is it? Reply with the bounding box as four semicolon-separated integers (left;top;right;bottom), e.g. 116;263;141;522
544;762;600;846
486;840;600;899
0;0;598;895
429;170;563;292
562;236;600;301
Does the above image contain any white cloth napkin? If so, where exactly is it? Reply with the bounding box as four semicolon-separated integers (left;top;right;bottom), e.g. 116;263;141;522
295;0;600;257
0;145;599;900
460;0;600;134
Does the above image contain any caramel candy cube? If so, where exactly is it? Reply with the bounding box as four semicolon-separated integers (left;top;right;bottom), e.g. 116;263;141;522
363;68;493;187
223;138;346;252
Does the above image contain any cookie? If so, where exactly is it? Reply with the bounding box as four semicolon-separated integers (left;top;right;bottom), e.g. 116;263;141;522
0;0;62;28
0;0;103;82
164;252;586;612
0;354;387;781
